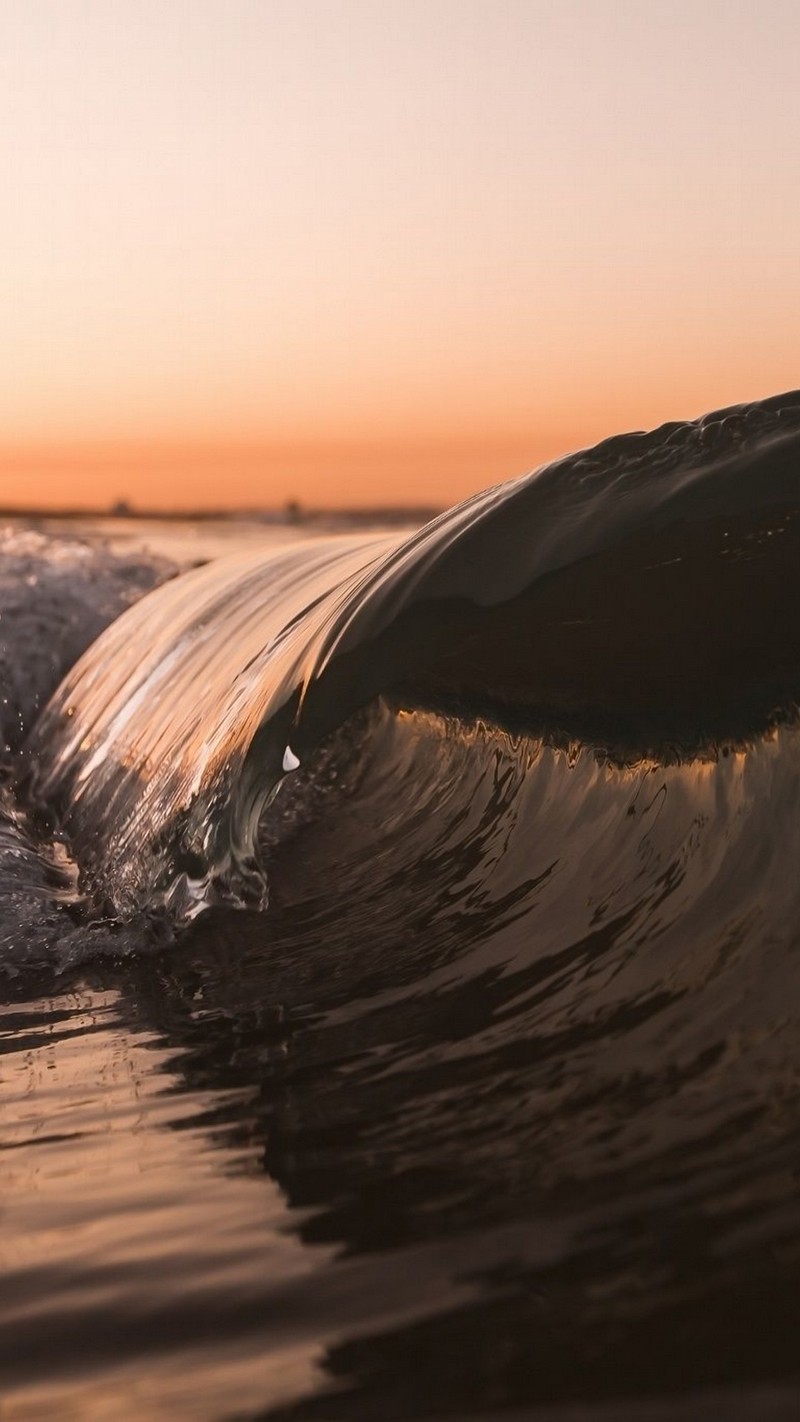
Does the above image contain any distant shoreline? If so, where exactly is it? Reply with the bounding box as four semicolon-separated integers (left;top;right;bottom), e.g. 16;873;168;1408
0;504;442;528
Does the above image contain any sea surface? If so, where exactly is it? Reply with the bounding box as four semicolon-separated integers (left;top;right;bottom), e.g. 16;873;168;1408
2;394;800;1420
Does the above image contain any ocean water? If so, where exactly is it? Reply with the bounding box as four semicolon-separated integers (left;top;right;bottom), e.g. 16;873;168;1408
2;394;800;1420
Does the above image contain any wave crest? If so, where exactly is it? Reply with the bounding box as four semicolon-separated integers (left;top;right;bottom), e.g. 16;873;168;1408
28;390;800;919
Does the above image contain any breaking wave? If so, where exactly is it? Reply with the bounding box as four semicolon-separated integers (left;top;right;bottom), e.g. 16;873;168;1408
24;389;800;927
4;394;800;1417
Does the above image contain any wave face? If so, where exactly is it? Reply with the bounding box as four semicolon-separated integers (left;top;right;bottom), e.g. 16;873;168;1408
29;390;800;919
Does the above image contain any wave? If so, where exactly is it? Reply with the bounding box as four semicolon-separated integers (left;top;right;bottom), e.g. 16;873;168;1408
25;390;800;924
4;395;800;1414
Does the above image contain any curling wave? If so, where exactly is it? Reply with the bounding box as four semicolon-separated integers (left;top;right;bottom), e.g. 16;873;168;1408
4;397;800;1417
28;390;800;922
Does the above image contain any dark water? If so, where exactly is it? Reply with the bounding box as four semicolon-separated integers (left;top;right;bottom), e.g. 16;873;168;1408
2;395;800;1419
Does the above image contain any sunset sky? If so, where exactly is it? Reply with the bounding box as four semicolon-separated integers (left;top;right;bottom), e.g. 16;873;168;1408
4;0;799;510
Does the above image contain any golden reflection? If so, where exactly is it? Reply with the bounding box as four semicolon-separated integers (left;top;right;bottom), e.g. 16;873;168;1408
0;986;332;1419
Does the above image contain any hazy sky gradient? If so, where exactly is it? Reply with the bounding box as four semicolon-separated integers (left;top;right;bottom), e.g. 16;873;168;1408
3;0;799;508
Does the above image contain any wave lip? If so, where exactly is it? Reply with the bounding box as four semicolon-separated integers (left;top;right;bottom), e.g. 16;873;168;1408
28;390;800;918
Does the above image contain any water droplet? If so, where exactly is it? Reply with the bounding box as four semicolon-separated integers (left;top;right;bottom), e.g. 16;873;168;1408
282;745;300;773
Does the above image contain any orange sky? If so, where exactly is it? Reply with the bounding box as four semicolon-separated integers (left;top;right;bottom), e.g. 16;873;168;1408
4;0;799;511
